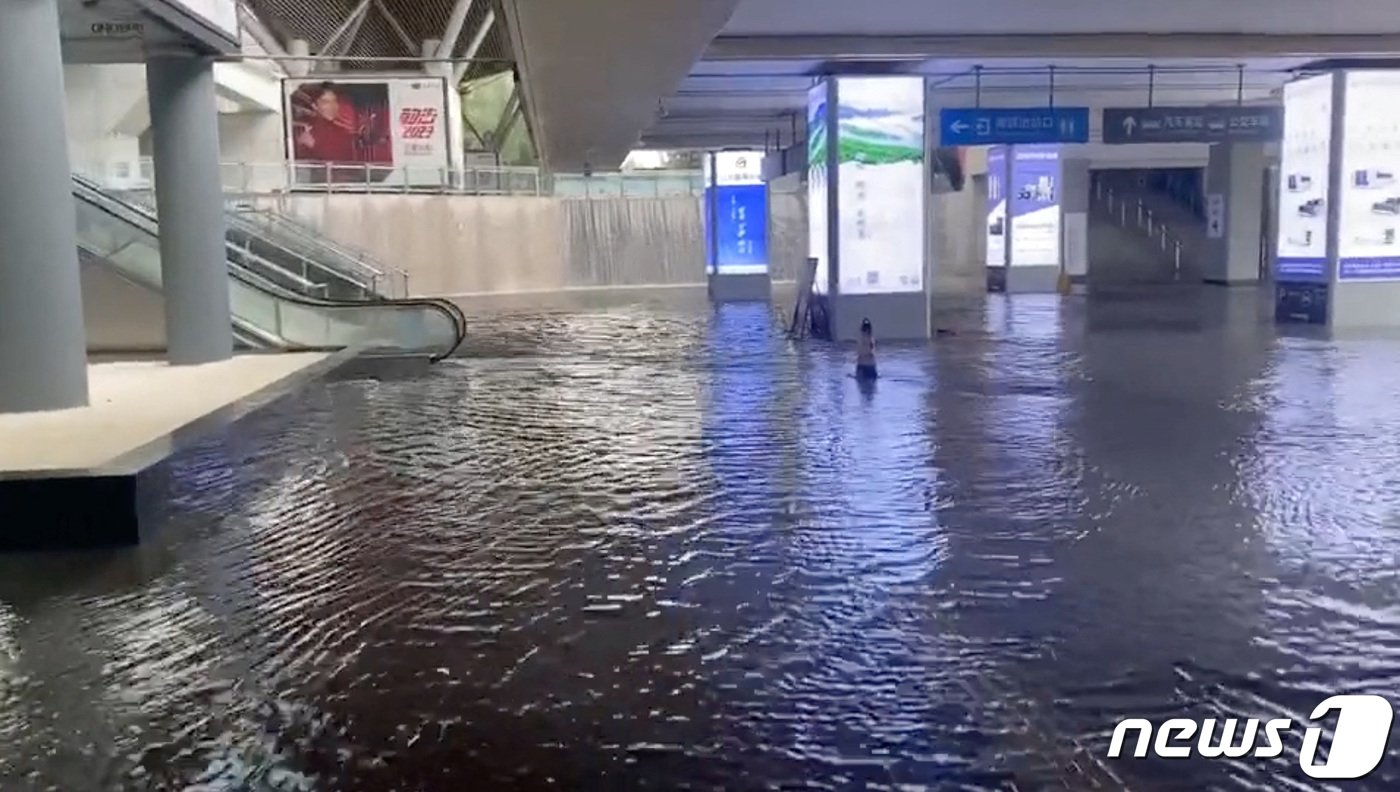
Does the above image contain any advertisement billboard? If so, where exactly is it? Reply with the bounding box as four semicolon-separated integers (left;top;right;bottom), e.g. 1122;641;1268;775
284;77;450;188
1009;145;1061;267
706;151;769;274
1276;75;1333;282
1338;71;1400;280
835;77;925;294
807;82;831;294
986;146;1008;269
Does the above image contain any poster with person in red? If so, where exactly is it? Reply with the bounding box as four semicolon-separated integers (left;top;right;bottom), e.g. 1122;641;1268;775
288;81;393;184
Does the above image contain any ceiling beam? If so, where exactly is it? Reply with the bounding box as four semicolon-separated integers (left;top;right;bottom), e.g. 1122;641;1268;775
436;0;476;59
454;9;497;83
706;33;1400;61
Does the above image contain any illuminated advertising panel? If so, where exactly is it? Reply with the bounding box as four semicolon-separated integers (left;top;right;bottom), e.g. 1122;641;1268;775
285;77;451;188
1338;71;1400;280
707;151;769;274
835;77;925;294
986;146;1007;269
1276;75;1333;282
1009;145;1061;267
807;82;831;294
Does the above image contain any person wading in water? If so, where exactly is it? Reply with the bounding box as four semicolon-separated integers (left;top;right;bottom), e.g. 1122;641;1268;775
855;318;878;380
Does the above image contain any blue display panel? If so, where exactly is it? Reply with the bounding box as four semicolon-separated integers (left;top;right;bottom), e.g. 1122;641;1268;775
1009;145;1061;268
713;184;768;271
706;151;768;275
835;76;925;295
1276;75;1333;283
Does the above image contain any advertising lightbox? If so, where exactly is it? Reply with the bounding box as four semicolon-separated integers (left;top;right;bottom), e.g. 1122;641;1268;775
285;77;451;188
707;151;769;274
808;82;831;294
835;77;925;294
1009;145;1061;267
1276;75;1333;282
1338;71;1400;281
986;146;1008;269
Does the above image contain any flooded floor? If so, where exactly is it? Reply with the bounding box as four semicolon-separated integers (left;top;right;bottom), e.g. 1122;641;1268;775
3;286;1400;790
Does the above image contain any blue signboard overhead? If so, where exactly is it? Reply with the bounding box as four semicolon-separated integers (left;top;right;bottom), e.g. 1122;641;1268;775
940;107;1090;145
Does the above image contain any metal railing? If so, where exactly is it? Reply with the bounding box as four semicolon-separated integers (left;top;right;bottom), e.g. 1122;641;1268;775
103;158;705;199
1096;179;1186;280
224;202;410;298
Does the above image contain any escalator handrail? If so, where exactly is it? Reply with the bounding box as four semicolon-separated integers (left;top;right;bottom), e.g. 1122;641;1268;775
75;174;375;300
73;180;467;361
227;205;397;291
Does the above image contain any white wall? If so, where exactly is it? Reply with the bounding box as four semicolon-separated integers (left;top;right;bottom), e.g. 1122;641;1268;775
63;59;286;188
255;193;710;297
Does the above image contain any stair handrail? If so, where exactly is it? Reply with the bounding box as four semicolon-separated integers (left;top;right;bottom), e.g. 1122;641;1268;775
1098;185;1186;281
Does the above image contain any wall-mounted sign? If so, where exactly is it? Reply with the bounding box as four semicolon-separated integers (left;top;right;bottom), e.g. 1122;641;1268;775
1102;106;1283;144
1206;193;1226;239
90;21;146;37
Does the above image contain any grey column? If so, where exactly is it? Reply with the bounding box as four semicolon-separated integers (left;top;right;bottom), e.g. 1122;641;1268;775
0;0;89;413
146;56;233;365
1203;142;1266;285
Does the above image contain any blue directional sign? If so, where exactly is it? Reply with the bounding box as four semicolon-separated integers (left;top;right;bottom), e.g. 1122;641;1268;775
940;107;1091;145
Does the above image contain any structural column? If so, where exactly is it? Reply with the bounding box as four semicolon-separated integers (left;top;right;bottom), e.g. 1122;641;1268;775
146;56;233;365
0;0;90;412
1203;142;1266;285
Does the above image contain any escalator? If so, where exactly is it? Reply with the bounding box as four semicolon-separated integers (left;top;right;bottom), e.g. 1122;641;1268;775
71;179;466;361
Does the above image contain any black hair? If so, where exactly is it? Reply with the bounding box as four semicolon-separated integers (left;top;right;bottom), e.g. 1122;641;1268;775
860;318;872;333
314;81;338;99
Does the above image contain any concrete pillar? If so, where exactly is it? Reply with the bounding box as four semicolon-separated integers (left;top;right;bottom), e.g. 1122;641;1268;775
1061;158;1092;283
1203;142;1266;285
0;0;89;413
146;56;233;365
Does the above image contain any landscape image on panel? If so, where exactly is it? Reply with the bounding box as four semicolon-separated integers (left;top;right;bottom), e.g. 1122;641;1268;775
836;77;924;294
808;83;830;294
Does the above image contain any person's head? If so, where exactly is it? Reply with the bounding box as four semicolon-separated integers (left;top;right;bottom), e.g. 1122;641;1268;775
312;83;341;121
860;318;872;336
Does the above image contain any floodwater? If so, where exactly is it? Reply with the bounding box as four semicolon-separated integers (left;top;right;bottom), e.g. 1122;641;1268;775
4;286;1400;790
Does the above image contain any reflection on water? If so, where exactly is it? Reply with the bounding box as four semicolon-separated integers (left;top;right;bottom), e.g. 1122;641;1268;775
4;289;1400;789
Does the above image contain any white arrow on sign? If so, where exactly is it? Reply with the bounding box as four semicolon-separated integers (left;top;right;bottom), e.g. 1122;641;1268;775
950;120;970;134
1122;116;1138;136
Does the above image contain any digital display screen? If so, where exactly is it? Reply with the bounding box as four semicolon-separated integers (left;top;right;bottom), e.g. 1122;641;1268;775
807;83;831;294
835;77;925;294
986;146;1007;269
1338;71;1400;281
707;151;768;274
1009;145;1061;267
1276;75;1333;282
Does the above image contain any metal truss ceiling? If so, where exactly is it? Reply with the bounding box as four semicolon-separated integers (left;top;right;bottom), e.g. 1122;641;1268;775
246;0;510;74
